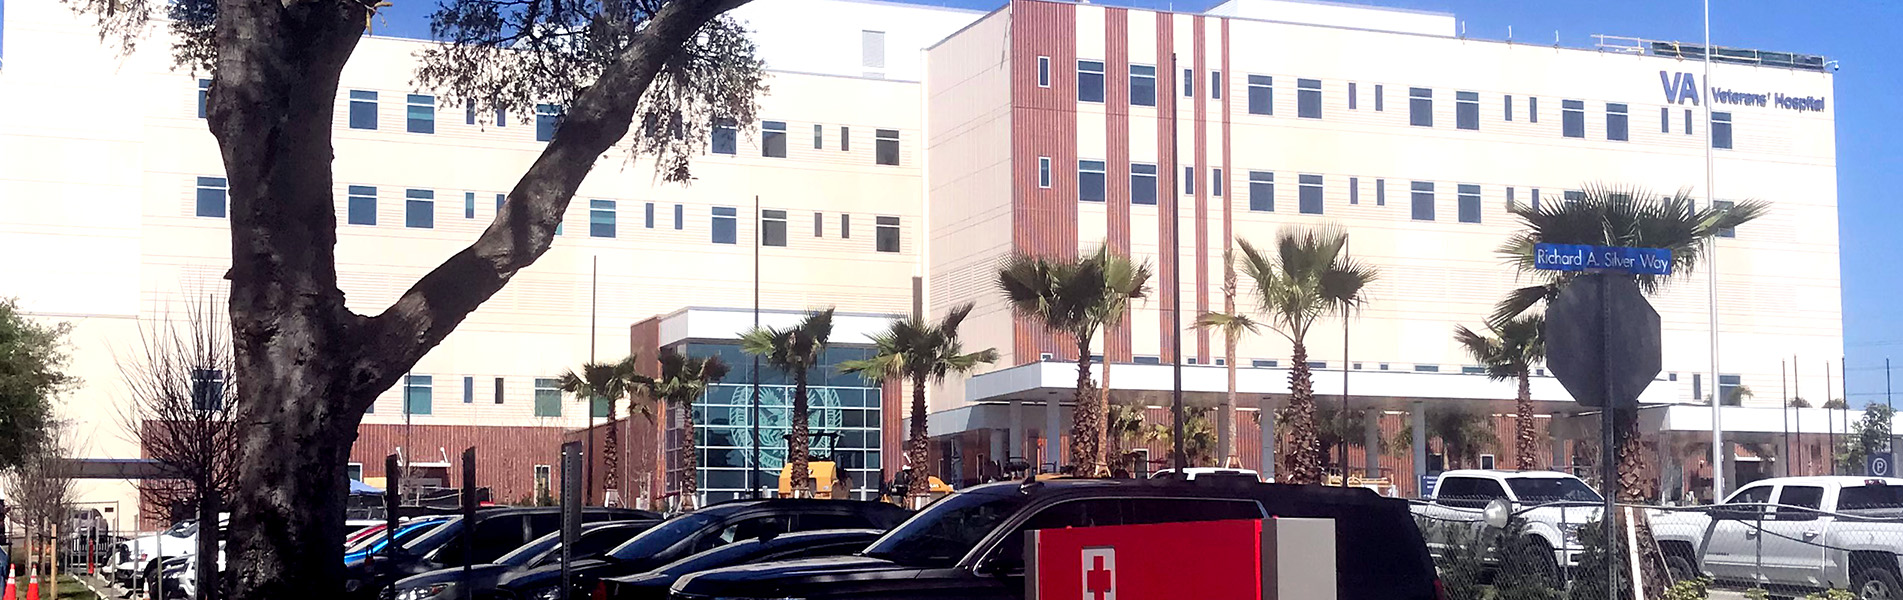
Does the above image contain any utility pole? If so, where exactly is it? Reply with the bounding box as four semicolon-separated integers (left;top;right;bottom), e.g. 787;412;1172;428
1702;0;1725;500
587;255;597;505
1168;52;1186;473
750;195;763;498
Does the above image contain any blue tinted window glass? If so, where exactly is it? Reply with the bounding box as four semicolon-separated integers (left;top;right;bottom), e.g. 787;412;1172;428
405;189;435;228
348;90;378;130
589;199;616;238
347;185;377;225
195;177;228;218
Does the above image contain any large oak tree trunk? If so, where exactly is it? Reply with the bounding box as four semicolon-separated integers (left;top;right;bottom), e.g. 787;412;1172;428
1282;343;1322;484
206;0;752;596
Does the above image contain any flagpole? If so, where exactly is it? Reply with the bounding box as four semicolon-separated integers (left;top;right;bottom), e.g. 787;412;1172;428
1702;0;1725;499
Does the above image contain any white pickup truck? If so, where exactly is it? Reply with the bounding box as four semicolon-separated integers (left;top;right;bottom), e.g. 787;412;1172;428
1651;476;1903;599
1411;469;1606;577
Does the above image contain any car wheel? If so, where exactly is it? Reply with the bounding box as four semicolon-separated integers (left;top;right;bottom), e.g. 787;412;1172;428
1665;553;1697;583
1856;563;1902;600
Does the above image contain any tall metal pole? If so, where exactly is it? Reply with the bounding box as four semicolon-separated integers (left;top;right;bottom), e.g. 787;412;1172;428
1168;52;1187;472
1828;360;1835;475
1703;0;1725;501
1888;357;1894;453
1782;360;1789;477
1341;306;1350;475
750;195;762;498
1598;276;1619;599
587;255;597;505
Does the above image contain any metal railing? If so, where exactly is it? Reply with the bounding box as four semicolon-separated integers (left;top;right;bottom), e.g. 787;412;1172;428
1592;34;1832;71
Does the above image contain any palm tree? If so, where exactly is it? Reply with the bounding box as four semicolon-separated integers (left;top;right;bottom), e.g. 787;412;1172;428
839;303;998;502
1454;315;1546;470
1143;406;1217;466
1236;227;1378;485
997;245;1152;476
1195;307;1259;468
556;355;639;503
634;349;729;510
1389;409;1497;470
740;309;835;497
1105;398;1149;474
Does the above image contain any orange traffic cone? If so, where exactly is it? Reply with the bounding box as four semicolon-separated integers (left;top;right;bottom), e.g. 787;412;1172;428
3;564;16;600
22;566;38;600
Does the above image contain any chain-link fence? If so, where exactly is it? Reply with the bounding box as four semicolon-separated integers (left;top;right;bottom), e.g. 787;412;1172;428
1414;489;1903;600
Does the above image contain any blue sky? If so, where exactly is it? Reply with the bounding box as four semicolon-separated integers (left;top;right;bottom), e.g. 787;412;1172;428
3;0;1896;404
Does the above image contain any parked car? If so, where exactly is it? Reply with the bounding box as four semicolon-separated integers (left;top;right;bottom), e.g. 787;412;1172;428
1150;467;1263;482
391;520;656;600
345;517;454;564
600;529;882;600
343;507;658;599
668;477;1440;600
67;508;108;537
1409;469;1604;578
492;499;911;600
110;515;228;588
1651;476;1903;599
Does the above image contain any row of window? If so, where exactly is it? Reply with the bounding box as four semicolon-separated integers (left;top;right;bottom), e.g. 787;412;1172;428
1046;163;1743;234
374;375;589;418
1054;63;1741;149
193;178;910;249
714;121;904;166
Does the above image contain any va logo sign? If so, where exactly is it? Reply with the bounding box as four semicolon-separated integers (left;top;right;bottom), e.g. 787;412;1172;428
1082;546;1116;600
1661;71;1701;106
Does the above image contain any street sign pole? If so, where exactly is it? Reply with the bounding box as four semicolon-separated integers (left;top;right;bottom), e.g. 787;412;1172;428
1598;274;1619;599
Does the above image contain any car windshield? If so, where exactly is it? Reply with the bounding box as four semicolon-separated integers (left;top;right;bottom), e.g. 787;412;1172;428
1506;477;1603;504
608;513;717;561
861;491;1029;568
166;521;198;537
496;531;564;567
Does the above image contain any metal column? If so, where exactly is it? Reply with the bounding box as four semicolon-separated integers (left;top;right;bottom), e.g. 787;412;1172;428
1411;402;1427;487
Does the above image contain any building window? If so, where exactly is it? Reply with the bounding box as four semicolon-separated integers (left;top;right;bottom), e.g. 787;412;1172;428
1252;359;1278;368
840;126;851;151
1079;160;1106;202
1719;374;1742;403
1506;187;1516;210
1562;99;1585;138
1129;65;1157;107
1375;179;1386;206
1038;157;1052;188
1038;56;1051;88
465;102;477;125
533;378;562;417
762;209;788;247
841;214;851;238
1183;166;1195;195
1414;364;1440;373
456;192;472;219
1078;60;1105;103
405;189;434;228
347;463;364;481
674;204;684;230
1248;171;1273;212
712;206;737;244
1660;107;1671;133
1374;84;1384;111
1212;168;1224;197
1607;103;1629;141
462;376;474;404
711;118;737;155
195;176;228;218
875;216;900;253
813;124;823;149
406;94;435;134
1246;75;1272;115
1210;71;1222;99
1455;91;1478;130
1130;163;1158;205
1347;82;1357;110
494;377;505;404
346;185;376;225
1298;174;1323;214
1529;97;1539;123
190;368;224;411
197;79;211;119
1133;356;1162;365
495;107;507;127
1408;87;1432;127
1458;184;1481;223
1410;181;1434;221
814;212;824;237
1297;79;1322;119
1530;188;1541;210
762;120;787;157
1349;177;1359;205
348;90;378;130
589;199;616;238
496;193;506;212
1715;200;1737;237
1307;361;1327;370
405;375;433;415
875;129;900;165
862;29;885;73
1685;109;1695;136
1182;68;1194;97
1504;95;1514;121
1713;112;1733;149
533;103;561;141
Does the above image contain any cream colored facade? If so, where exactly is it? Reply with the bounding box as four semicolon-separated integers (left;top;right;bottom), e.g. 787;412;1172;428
0;0;981;521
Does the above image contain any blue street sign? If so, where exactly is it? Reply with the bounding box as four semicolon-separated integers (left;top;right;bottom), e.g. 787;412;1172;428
1871;453;1893;478
1534;244;1673;275
1420;474;1440;498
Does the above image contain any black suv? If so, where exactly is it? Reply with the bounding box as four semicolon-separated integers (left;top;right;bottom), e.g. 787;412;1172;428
345;507;659;598
669;478;1441;600
491;499;910;600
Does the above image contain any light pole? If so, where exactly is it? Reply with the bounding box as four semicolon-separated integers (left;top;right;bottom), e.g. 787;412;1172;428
1702;0;1726;499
